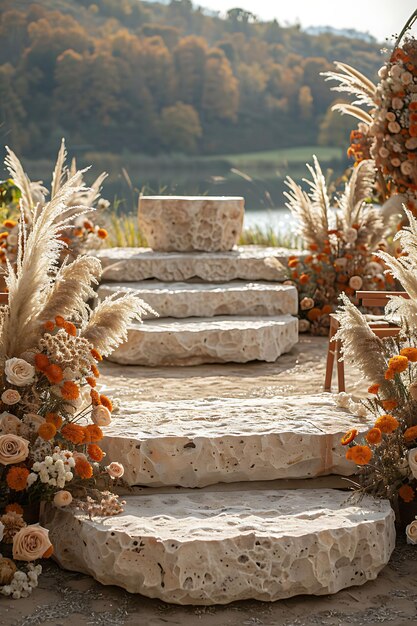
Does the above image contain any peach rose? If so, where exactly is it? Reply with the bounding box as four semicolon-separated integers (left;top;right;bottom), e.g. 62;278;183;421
1;390;21;405
298;319;311;333
5;358;35;387
349;275;363;291
91;406;111;427
0;412;21;435
106;462;124;479
406;519;417;544
300;297;314;311
0;434;29;465
53;490;73;507
12;524;52;561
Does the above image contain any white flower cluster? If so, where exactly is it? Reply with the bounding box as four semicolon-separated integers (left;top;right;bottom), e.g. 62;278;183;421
0;564;42;599
27;448;75;489
336;392;368;418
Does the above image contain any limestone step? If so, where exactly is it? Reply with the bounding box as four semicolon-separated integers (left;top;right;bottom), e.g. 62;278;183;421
107;315;298;366
100;394;371;487
98;281;298;319
94;245;299;282
41;489;395;605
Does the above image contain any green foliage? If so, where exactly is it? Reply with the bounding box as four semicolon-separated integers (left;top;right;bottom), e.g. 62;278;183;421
106;212;148;248
239;224;300;248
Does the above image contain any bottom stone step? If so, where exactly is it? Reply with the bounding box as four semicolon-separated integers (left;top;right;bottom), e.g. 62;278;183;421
108;315;298;366
42;489;395;605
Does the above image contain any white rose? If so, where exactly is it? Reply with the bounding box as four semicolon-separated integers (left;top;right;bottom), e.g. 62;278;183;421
300;297;314;311
298;319;311;333
0;434;29;465
408;448;417;480
406;519;417;544
1;390;21;405
0;412;21;435
53;490;73;507
5;358;35;387
336;392;350;409
349;276;363;291
106;462;124;479
402;71;413;85
91;406;111;427
401;161;413;176
12;525;52;561
392;97;404;109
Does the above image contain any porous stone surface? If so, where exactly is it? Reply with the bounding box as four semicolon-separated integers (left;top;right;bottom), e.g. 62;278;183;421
42;489;395;605
107;315;298;366
97;281;298;319
101;394;372;487
138;195;244;252
94;246;299;282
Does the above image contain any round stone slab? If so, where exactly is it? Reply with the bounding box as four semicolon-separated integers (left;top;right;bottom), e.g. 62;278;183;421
138;195;244;252
42;490;395;605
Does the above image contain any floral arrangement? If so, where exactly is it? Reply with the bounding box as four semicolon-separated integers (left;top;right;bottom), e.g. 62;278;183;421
0;149;152;597
335;207;417;542
0;140;110;272
284;157;392;335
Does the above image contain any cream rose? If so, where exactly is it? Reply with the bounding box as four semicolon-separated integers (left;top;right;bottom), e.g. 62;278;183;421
298;319;311;333
106;462;124;479
5;358;35;387
12;525;52;561
91;405;111;427
0;434;29;465
349;275;363;291
0;412;21;435
300;297;314;311
408;449;417;480
345;227;358;244
53;490;73;507
406;519;417;544
1;389;21;405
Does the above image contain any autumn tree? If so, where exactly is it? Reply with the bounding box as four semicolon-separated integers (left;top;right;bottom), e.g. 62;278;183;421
174;36;207;107
159;102;202;153
202;49;239;122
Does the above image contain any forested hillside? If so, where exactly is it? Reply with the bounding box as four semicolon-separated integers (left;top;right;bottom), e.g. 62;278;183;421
0;0;385;158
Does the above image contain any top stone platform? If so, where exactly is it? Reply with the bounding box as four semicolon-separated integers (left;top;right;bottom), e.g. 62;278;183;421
95;246;299;282
138;195;244;252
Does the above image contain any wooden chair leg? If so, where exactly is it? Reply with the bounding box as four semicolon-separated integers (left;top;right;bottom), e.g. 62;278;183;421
324;317;338;392
336;339;345;393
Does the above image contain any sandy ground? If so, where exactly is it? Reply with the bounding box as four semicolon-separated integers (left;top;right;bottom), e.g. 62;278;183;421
3;336;416;626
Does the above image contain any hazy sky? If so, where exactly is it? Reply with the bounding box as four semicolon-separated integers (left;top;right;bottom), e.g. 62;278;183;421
198;0;417;42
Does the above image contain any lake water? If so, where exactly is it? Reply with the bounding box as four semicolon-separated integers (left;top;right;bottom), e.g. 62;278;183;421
243;207;295;232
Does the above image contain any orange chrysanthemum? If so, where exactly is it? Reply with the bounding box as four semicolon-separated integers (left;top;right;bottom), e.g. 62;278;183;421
341;429;358;446
44;321;55;332
63;321;77;337
388;355;409;374
85;424;103;442
45;413;63;429
5;503;23;515
346;445;372;465
61;381;80;401
91;364;100;378
6;467;30;491
86;376;96;388
88;444;104;462
55;315;65;327
91;349;103;362
38;422;57;441
100;395;113;412
400;347;417;362
381;399;398;412
75;458;93;479
365;428;382;445
3;219;17;228
385;369;395;381
307;307;321;322
61;423;85;445
399;484;415;503
368;383;380;395
34;353;50;371
288;259;298;268
321;305;332;315
45;364;63;384
90;389;101;406
404;426;417;442
299;273;309;285
97;228;108;239
375;414;399;434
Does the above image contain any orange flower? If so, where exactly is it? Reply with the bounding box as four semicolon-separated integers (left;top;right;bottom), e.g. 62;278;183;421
400;347;417;362
3;219;17;228
404;426;417;442
346;445;372;465
85;424;103;442
307;307;321;322
375;414;399;434
91;364;100;378
5;503;23;515
365;428;382;445
61;423;85;445
90;389;101;406
55;315;65;327
309;243;318;251
388;355;409;374
34;353;50;371
6;467;29;491
45;413;63;429
399;484;414;503
341;429;358;445
44;321;55;332
63;321;77;337
61;381;80;401
299;273;309;285
91;349;103;361
97;228;108;239
99;395;113;412
86;376;96;387
88;444;104;462
385;369;395;381
43;546;54;558
381;399;398;412
45;364;63;384
38;422;57;441
321;305;332;315
288;259;298;268
75;458;93;479
368;383;380;395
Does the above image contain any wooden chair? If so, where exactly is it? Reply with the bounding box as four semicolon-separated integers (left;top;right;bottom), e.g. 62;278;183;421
324;291;409;393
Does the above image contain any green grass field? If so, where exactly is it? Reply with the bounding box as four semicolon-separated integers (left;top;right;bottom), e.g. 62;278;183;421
217;146;344;168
